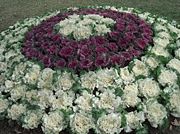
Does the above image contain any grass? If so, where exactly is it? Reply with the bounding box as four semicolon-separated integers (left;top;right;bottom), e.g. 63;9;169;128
0;0;180;32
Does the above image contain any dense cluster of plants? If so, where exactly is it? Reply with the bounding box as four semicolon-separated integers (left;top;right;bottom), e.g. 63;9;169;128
0;6;179;134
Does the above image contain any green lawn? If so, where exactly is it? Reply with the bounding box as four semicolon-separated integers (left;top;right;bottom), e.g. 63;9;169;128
0;0;180;32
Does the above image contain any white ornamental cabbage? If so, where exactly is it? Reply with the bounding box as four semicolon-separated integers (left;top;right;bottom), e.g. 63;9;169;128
123;83;139;95
11;62;27;80
163;84;179;94
154;23;168;32
8;104;26;120
59;14;80;27
120;67;135;84
37;89;53;109
138;12;150;20
24;64;41;85
38;68;54;89
59;25;76;36
125;111;145;132
0;43;5;56
153;37;170;48
158;68;177;86
157;31;171;40
78;18;96;26
5;80;14;89
122;83;140;107
169;90;180;117
151;45;170;57
167;58;180;73
168;23;180;36
0;62;7;72
23;110;43;129
84;14;104;20
96;68;120;88
142;56;159;69
9;55;25;70
100;17;117;25
145;100;167;128
10;85;26;101
95;24;111;35
25;90;38;104
132;59;149;77
4;50;18;61
118;7;133;13
69;14;81;21
73;25;92;40
97;113;122;134
175;48;180;59
94;89;121;110
75;90;94;111
56;14;115;40
70;112;94;134
0;98;9;113
0;77;5;88
80;71;97;90
42;111;65;134
49;90;74;110
108;6;118;11
56;71;75;91
177;40;180;47
138;78;160;98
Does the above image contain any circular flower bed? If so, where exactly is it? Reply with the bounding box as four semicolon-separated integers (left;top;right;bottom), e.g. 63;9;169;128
0;6;180;134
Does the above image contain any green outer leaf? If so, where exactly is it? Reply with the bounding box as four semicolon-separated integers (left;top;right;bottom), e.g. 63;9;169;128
135;124;149;134
121;113;127;128
150;66;161;81
92;108;106;121
158;117;169;131
115;87;124;97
